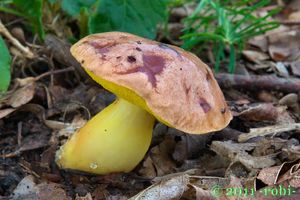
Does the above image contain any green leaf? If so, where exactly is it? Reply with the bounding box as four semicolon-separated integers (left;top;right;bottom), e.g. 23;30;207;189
48;0;57;3
61;0;97;16
13;0;45;40
0;36;11;94
89;0;168;39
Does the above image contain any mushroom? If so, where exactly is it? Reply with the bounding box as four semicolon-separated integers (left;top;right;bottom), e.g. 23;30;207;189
55;32;232;174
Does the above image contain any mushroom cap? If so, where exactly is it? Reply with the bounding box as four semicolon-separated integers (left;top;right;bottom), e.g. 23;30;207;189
71;32;232;134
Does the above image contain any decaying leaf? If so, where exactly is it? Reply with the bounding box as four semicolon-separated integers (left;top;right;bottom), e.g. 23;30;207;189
242;50;269;63
130;174;189;200
291;60;300;77
0;108;15;119
211;141;276;169
11;175;70;200
237;103;279;122
148;136;176;176
7;82;36;108
238;123;300;142
57;114;87;138
139;156;157;179
75;193;93;200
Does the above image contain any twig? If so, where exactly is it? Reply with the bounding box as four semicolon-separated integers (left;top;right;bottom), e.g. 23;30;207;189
215;73;300;93
17;122;22;148
34;66;74;81
238;123;300;142
278;20;300;26
0;19;34;59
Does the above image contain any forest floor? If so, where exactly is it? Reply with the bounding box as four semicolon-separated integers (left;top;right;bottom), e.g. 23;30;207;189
1;1;300;200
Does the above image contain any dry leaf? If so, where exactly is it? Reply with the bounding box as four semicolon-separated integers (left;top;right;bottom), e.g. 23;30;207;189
7;83;36;108
257;166;280;185
248;35;268;52
289;11;300;20
149;136;176;176
11;175;37;200
0;108;15;119
37;182;70;200
211;141;276;169
130;174;189;200
273;62;289;77
190;184;216;200
139;156;157;178
242;50;269;63
238;123;300;142
291;60;300;77
237;103;279;122
76;193;93;200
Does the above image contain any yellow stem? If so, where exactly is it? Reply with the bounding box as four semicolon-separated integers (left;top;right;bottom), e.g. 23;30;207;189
56;98;155;174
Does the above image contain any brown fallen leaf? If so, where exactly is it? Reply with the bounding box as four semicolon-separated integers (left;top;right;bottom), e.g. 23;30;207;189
289;10;300;20
7;82;36;108
37;182;71;200
57;114;87;138
291;60;300;77
148;136;176;176
189;184;216;200
272;62;289;77
211;141;276;169
237;103;279;122
238;123;300;142
257;165;281;185
11;175;70;200
139;156;157;179
268;44;291;61
242;50;270;63
130;174;189;200
279;93;300;113
248;35;268;52
0;108;15;119
75;193;93;200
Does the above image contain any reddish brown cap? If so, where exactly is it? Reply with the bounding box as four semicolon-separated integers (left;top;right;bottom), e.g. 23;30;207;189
71;32;232;134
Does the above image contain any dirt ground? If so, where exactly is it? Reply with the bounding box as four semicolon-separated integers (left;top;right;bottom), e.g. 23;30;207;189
1;1;300;200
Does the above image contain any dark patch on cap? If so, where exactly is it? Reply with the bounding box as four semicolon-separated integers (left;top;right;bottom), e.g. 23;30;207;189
116;56;121;59
81;60;85;64
89;41;110;54
115;54;166;88
183;82;191;101
136;47;142;51
158;43;181;57
180;68;182;71
221;108;226;114
127;56;136;63
140;54;166;87
199;98;211;113
136;41;142;44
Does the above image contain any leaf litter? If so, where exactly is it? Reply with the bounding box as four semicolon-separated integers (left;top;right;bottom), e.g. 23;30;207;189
1;0;300;199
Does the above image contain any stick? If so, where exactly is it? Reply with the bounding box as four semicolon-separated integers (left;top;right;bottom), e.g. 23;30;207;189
238;123;300;142
215;73;300;93
0;20;34;58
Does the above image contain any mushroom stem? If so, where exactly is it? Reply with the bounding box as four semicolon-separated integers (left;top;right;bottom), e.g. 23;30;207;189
55;98;155;174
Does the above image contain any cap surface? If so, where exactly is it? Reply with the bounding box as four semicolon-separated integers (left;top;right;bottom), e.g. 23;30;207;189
71;32;232;134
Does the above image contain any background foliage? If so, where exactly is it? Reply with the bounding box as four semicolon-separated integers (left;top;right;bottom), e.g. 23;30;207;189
182;0;280;73
0;36;11;94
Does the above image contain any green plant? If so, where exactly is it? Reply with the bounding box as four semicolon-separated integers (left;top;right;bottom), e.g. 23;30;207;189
61;0;168;39
0;0;44;40
0;0;168;41
0;36;11;94
181;0;280;73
